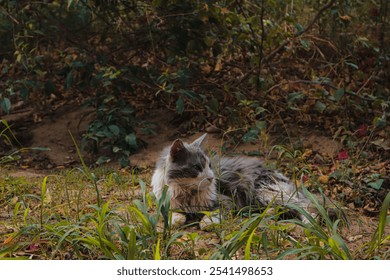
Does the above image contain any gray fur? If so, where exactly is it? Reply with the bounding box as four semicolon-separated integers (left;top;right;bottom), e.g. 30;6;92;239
151;134;316;223
213;156;316;221
151;134;217;213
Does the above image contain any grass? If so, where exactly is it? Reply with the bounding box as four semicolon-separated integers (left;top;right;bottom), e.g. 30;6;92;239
0;125;388;260
0;165;389;260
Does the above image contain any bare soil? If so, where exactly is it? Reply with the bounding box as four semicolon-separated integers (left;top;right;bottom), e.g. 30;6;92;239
2;105;95;168
2;106;343;169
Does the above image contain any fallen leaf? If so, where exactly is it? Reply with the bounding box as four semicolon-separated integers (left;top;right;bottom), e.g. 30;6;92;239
214;59;222;71
220;7;229;14
3;235;15;246
28;243;40;252
302;149;313;158
371;139;390;150
318;175;329;184
337;149;349;160
356;124;368;137
347;235;363;242
201;64;212;74
339;15;352;21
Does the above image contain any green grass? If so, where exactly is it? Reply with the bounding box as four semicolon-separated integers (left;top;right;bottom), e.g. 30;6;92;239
0;165;389;260
1;128;388;260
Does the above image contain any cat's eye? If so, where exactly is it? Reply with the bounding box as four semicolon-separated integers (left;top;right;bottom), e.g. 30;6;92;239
193;164;203;172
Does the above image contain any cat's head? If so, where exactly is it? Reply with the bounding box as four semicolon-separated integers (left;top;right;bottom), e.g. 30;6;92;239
165;133;215;191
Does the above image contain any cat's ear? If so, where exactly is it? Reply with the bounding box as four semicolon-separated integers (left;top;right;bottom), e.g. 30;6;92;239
170;139;186;160
191;133;207;147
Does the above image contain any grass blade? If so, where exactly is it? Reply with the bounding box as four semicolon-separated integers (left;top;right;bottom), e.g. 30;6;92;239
377;191;390;244
127;228;137;260
366;191;390;257
154;238;161;260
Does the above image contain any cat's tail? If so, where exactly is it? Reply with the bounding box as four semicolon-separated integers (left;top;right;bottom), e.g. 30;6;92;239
255;172;341;223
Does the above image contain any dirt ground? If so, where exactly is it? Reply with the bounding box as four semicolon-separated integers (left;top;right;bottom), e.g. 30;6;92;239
1;106;389;257
2;105;344;169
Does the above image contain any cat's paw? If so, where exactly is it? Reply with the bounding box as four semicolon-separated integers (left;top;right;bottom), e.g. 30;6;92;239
170;212;186;228
156;212;186;232
199;212;220;230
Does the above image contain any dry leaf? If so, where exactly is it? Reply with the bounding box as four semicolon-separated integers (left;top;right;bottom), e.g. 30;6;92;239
220;7;229;14
214;58;222;71
318;175;329;184
347;235;363;242
339;15;352;21
3;235;15;246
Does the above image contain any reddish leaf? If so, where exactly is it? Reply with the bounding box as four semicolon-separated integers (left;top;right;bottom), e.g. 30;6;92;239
356;124;368;137
338;149;349;160
28;243;39;252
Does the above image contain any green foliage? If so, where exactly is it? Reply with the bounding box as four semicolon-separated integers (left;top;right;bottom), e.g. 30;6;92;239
1;166;175;259
279;186;351;260
82;100;138;167
0;120;50;169
0;120;21;165
1;140;184;259
211;203;275;260
1;0;388;165
363;191;390;259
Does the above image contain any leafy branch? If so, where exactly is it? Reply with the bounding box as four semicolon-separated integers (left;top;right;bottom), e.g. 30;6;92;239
262;0;337;63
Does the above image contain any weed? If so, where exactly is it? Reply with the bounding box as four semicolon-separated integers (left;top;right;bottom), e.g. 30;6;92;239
1;166;389;260
276;186;352;260
1;137;388;260
363;191;390;259
211;203;275;260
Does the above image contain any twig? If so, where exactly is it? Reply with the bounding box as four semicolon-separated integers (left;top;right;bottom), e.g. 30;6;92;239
265;79;375;102
258;0;266;86
355;74;374;96
262;0;336;63
235;0;264;90
234;0;337;87
0;7;20;24
265;79;337;95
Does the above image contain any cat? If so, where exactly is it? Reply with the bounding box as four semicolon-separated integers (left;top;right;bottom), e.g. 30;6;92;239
151;133;318;228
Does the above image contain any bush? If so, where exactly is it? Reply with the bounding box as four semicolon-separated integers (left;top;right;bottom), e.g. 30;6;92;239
1;0;388;164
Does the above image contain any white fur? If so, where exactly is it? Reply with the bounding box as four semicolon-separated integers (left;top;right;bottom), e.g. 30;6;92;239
151;167;166;199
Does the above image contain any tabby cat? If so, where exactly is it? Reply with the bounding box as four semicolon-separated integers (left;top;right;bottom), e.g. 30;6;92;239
151;133;318;227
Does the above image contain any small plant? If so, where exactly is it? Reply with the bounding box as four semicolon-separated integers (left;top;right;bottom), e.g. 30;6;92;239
270;145;313;183
0;120;22;165
211;203;275;260
363;191;390;259
82;99;139;167
209;183;355;260
75;181;185;260
277;186;351;260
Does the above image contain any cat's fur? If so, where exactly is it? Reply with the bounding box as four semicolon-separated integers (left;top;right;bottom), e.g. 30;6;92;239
151;134;317;227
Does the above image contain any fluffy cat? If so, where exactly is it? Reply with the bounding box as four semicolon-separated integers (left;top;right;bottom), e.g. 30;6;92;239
151;133;317;227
